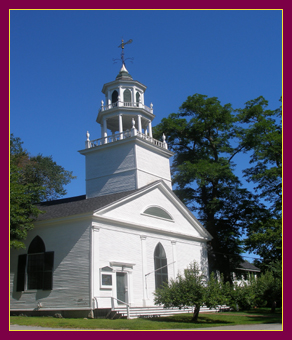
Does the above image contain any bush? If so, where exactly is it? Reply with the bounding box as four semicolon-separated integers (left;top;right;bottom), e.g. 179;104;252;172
225;270;281;311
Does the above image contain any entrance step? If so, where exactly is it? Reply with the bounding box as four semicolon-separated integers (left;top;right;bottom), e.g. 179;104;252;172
111;305;218;319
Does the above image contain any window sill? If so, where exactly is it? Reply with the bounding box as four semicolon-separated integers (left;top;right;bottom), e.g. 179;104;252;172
22;290;38;294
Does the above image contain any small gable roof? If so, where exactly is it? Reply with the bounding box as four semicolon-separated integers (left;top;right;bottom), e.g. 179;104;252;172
237;260;260;272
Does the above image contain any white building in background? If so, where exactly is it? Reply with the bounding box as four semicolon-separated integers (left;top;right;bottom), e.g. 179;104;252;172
10;61;212;318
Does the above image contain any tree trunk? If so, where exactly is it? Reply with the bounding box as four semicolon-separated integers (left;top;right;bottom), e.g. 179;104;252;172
191;304;200;322
271;301;276;313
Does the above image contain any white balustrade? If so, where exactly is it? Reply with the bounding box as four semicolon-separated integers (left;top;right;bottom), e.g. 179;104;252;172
87;131;166;150
99;101;153;114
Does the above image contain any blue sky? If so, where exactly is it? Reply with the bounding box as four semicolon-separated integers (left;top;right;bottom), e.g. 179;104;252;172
10;10;282;259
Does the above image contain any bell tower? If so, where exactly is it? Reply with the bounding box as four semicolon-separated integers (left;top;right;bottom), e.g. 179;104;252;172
97;62;154;140
79;41;173;198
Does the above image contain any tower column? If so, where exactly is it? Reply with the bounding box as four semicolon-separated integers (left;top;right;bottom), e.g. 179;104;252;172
148;120;153;138
103;117;108;144
119;114;123;139
138;115;142;133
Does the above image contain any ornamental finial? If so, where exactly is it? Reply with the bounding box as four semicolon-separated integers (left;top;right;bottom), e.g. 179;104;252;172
113;38;134;67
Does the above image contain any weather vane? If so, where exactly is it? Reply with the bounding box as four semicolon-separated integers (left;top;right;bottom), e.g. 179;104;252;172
113;38;134;66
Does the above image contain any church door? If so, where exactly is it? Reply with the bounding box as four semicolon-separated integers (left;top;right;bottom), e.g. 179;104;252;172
116;272;128;304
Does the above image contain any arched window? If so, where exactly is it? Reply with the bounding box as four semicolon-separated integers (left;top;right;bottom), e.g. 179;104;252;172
112;90;118;106
143;206;173;221
16;236;54;291
27;236;45;290
154;243;168;290
28;235;45;254
123;89;131;103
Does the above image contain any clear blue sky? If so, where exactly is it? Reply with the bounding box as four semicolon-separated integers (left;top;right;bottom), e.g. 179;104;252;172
10;10;282;261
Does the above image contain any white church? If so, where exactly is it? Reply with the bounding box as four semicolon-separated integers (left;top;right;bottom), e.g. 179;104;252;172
10;51;213;318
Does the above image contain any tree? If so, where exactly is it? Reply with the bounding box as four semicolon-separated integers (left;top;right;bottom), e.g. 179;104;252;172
10;135;76;249
154;262;228;322
10;162;44;249
226;268;281;312
153;94;255;280
236;96;282;213
227;278;257;311
236;97;282;268
254;269;282;312
154;262;281;320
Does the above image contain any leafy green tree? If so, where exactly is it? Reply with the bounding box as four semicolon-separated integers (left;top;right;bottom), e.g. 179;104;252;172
228;278;257;311
236;96;282;212
226;269;281;312
236;97;282;268
154;262;205;322
204;272;230;308
10;135;76;249
10;162;44;249
254;265;282;311
153;94;255;280
154;262;229;322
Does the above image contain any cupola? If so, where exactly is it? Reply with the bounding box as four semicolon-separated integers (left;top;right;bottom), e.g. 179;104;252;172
96;62;153;139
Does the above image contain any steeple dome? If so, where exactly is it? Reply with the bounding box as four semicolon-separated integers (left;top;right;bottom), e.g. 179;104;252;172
116;63;133;80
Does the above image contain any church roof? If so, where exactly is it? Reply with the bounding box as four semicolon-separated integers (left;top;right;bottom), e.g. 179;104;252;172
36;188;138;221
36;181;166;222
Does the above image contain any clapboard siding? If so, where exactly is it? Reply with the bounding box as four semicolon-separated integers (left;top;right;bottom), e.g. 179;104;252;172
136;144;172;188
10;219;91;311
94;222;209;308
85;143;136;198
101;226;144;306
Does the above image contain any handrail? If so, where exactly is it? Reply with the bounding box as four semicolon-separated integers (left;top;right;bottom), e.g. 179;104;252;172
144;261;176;300
111;296;130;307
94;296;131;319
145;261;176;277
111;297;130;319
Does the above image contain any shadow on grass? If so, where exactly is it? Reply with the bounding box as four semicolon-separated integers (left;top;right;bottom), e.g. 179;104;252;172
235;308;282;315
140;314;232;325
245;315;282;324
229;308;282;324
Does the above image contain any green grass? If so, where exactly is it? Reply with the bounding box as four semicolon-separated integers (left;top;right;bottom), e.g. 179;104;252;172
10;308;282;330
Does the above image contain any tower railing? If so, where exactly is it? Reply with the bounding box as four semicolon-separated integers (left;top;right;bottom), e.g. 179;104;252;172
86;130;167;150
99;101;153;114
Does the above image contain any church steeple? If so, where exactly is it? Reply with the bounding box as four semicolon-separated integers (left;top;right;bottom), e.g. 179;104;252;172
79;48;173;198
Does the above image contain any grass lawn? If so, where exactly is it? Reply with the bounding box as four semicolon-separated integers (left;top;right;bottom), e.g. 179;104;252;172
10;308;282;330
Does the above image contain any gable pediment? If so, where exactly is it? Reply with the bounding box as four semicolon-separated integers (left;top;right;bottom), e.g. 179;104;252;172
93;181;212;241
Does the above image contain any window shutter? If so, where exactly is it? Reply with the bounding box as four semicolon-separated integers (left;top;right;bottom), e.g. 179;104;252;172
43;251;54;290
16;254;27;292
